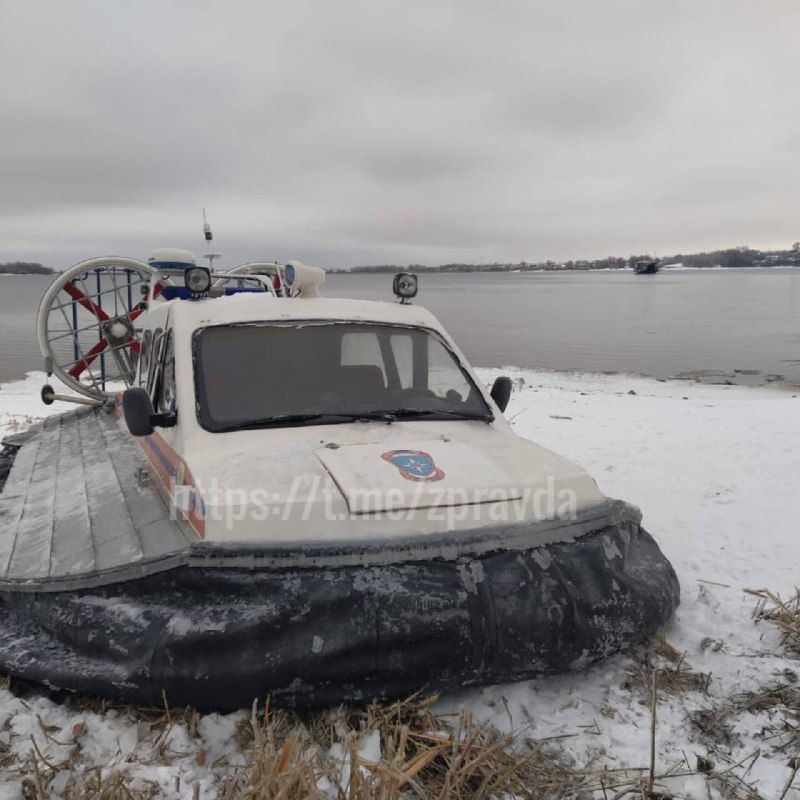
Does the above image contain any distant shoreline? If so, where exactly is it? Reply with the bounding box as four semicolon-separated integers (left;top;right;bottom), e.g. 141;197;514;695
329;244;800;274
328;263;800;275
0;262;55;276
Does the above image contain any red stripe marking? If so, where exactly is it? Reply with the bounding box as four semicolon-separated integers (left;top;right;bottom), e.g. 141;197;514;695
64;283;159;378
114;399;205;539
69;338;109;378
147;432;206;539
63;283;109;321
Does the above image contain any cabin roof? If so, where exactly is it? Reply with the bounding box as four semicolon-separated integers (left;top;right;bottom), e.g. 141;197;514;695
154;294;443;332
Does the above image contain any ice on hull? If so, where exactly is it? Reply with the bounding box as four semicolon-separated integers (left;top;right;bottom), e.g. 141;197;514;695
0;500;678;709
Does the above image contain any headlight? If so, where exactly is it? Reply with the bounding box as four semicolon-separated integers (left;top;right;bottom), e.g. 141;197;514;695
184;266;211;295
393;272;418;301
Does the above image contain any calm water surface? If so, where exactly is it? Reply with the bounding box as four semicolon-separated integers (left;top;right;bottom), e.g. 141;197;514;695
1;269;798;386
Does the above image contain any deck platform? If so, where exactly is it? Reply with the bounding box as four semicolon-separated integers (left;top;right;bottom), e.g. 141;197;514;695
0;406;194;591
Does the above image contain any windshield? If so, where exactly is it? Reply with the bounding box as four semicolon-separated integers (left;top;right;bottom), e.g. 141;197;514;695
194;321;492;431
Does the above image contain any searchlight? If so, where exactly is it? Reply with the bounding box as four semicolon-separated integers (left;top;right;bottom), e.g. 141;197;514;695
393;272;418;303
283;260;325;297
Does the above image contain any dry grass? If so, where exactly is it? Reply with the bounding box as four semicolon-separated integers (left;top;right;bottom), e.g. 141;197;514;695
7;691;540;799
6;689;690;800
682;589;800;800
748;587;800;659
621;628;800;800
692;682;800;754
2;415;41;434
6;590;800;799
623;635;712;702
218;695;591;800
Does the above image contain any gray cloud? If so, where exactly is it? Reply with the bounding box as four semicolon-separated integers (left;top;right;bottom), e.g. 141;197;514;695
1;0;799;269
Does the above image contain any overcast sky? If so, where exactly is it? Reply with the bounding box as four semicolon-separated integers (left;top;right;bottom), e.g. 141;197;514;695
1;1;798;269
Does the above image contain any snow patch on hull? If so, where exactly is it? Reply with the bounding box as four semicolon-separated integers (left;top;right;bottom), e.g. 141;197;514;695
0;516;678;709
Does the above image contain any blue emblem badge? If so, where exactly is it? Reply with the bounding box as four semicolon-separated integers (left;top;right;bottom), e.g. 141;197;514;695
381;449;445;482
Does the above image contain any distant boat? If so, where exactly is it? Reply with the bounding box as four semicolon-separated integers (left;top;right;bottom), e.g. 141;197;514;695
633;259;660;274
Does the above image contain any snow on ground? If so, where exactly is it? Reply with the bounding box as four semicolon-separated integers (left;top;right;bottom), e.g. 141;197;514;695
446;368;800;797
0;368;798;797
0;372;76;433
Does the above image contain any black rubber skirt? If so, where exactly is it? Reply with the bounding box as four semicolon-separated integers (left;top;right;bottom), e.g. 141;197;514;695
0;513;679;710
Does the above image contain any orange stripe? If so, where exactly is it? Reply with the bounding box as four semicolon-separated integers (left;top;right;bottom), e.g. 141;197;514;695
116;398;205;538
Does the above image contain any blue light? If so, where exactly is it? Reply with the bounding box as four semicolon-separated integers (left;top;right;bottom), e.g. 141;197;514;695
161;286;265;301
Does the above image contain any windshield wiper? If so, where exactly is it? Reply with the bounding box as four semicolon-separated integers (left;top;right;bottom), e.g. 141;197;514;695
357;408;494;423
220;408;493;431
225;413;360;431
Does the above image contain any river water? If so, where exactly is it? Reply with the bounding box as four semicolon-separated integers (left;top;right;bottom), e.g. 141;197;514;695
1;268;798;387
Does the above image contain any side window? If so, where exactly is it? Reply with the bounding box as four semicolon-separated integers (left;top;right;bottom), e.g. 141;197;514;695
138;330;153;387
428;338;472;400
156;330;176;414
146;327;164;399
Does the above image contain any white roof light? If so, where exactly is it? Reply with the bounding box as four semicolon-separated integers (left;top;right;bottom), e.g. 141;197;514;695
148;248;196;270
283;260;325;297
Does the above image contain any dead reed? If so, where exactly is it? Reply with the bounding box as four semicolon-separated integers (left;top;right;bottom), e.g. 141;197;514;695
7;588;800;799
9;689;681;800
623;635;711;702
748;587;800;658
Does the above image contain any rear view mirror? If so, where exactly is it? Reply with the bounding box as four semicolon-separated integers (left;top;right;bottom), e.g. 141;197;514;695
490;376;512;413
122;388;155;437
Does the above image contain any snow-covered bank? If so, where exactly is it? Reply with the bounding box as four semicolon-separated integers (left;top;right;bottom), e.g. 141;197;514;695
0;372;75;433
446;367;800;798
0;369;798;798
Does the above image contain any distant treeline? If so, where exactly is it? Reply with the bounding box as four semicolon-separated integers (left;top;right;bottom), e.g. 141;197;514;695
335;245;800;274
0;261;55;275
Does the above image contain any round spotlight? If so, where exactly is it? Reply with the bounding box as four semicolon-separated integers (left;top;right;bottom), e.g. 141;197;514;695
393;272;418;302
185;266;211;295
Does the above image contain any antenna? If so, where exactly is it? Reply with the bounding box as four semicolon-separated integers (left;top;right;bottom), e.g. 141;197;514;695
201;208;222;271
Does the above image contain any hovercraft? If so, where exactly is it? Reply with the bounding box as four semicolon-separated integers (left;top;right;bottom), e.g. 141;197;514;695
0;233;679;709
